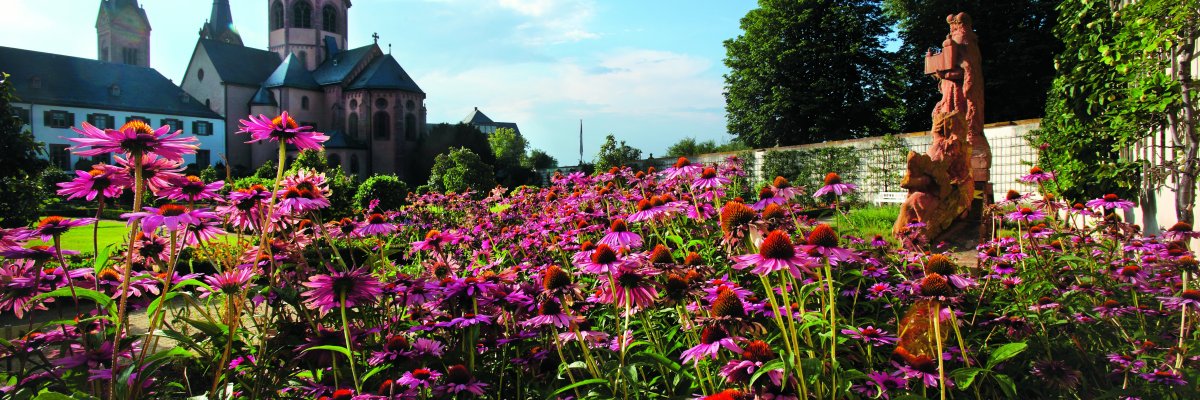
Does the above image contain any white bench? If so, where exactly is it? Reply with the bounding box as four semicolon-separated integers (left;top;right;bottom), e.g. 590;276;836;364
874;191;908;206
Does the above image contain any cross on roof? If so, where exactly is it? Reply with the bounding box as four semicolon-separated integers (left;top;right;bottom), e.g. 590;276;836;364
372;32;380;44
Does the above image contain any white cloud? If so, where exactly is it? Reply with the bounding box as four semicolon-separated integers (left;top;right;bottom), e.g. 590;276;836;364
496;0;599;45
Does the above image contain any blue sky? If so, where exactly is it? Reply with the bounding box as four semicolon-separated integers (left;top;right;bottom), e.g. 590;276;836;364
0;0;758;165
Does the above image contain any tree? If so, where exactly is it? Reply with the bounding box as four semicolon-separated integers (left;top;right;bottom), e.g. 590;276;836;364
594;134;642;171
288;149;329;174
355;174;407;212
254;159;278;179
523;149;558;170
427;147;496;196
883;0;1060;133
410;123;494;187
724;0;892;147
666;137;750;157
488;127;533;187
1036;0;1198;224
0;73;49;227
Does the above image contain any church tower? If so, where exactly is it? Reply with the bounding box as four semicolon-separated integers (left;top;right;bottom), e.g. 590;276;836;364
200;0;243;46
267;0;350;70
96;0;151;67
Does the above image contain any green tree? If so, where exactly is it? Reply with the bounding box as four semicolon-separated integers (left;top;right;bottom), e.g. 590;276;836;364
355;174;407;212
410;123;494;187
254;159;278;180
883;0;1061;133
523;149;558;170
1036;0;1198;223
0;73;49;227
666;137;750;157
593;134;642;171
724;0;892;147
427;147;497;196
488;127;533;187
288;149;329;174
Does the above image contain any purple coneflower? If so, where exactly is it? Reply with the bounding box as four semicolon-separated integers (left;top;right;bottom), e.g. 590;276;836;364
200;267;257;298
813;172;856;197
841;326;898;347
719;340;781;386
851;370;908;399
1141;368;1187;386
411;229;465;252
397;368;441;389
606;265;659;309
680;325;744;365
1086;193;1135;210
522;299;571;328
577;243;628;274
770;176;804;200
801;224;860;265
0;245;77;262
68;120;198;162
1005;207;1045;223
436;364;488;397
1158;289;1200;311
732;230;809;276
598;219;642;249
238;111;329;150
122;204;216;233
751;186;786;210
1019;166;1055;183
0;260;46;318
160;175;223;202
33;216;95;241
118;154;185;195
301;267;384;314
275;186;330;215
664;157;703;180
56;164;131;201
356;213;397;236
692;167;731;191
441;313;494;328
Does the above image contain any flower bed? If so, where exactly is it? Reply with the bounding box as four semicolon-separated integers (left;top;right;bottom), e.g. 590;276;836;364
1;115;1198;399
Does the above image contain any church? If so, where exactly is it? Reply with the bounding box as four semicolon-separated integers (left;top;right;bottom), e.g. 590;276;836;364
179;0;429;180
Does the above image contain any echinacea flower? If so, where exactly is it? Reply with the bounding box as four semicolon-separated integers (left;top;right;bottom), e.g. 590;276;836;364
356;213;397;236
68;120;198;162
851;370;908;399
1005;207;1045;223
118;154;185;195
751;186;786;210
122;204;216;233
801;224;859;265
813;172;856;197
1086;194;1135;210
301;267;384;314
159;175;223;202
1019;166;1055;183
200;267;257;298
522;299;571;328
436;364;488;397
238;111;329;150
33;216;95;241
275;186;330;215
664;157;703;180
1158;289;1200;311
577;243;628;274
692;167;731;191
770;176;804;200
841;326;898;347
598;219;642;249
732;230;809;276
398;368;442;389
56;164;131;201
680;325;744;365
411;230;465;252
1140;368;1187;386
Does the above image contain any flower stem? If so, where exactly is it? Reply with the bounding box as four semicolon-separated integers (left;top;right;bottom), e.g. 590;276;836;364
340;293;362;392
112;153;143;399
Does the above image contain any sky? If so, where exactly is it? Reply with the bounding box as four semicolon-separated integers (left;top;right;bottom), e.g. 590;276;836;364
0;0;758;165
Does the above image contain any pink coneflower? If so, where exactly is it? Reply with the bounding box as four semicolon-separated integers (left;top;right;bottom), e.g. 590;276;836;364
441;313;494;328
1019;166;1055;183
865;282;894;300
68;120;198;162
852;370;908;399
1158;289;1200;311
122;204;216;233
411;230;465;252
275;186;330;215
626;196;675;222
522;299;571;328
732;230;809;276
117;154;185;195
1000;190;1029;207
813;172;857;197
1086;193;1135;210
0;260;46;319
718;340;781;385
1005;207;1045;223
0;245;78;262
132;232;170;262
356;213;396;236
0;227;31;248
1094;299;1130;318
435;364;488;397
238;111;329;150
1164;221;1200;241
770;176;804;200
751;186;786;210
184;219;227;245
598;219;642;249
840;326;898;347
200;267;257;298
33;216;96;241
692;167;731;191
801;224;859;265
159;175;223;202
301;267;384;314
1141;368;1187;386
578;243;628;275
680;325;744;365
56;164;131;201
605;265;659;309
664;157;703;180
397;368;442;389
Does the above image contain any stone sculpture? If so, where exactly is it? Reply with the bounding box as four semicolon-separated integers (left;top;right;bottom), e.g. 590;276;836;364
894;12;990;241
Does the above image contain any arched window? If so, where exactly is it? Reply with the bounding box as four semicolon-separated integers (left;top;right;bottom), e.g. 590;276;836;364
347;112;359;139
270;1;284;29
405;113;417;141
291;1;313;29
322;5;338;32
350;155;360;174
298;51;308;68
328;153;342;169
375;98;388;109
301;96;310;110
373;111;390;139
349;99;358;110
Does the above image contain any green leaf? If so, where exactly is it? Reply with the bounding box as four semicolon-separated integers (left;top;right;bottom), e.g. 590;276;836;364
146;292;181;318
34;392;81;400
31;287;112;309
303;344;352;359
987;342;1028;369
993;373;1017;398
749;359;784;387
546;378;607;399
950;367;988;389
182;318;228;338
94;244;114;276
633;350;683;373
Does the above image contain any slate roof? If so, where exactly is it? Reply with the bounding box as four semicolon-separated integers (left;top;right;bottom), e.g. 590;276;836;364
346;55;424;93
461;107;494;125
0;46;220;119
312;44;375;86
249;86;277;106
263;53;321;90
197;39;280;86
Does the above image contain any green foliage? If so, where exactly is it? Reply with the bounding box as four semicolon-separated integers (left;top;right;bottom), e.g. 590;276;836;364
665;137;750;158
489;127;534;187
198;164;222;184
724;0;891;147
523;149;558;170
761;146;861;204
324;166;358;218
882;0;1061;133
593;134;642;171
230;176;273;191
355;174;408;212
288;149;329;174
865;134;910;193
410;123;495;187
0;73;48;227
427;147;496;196
254;159;278;180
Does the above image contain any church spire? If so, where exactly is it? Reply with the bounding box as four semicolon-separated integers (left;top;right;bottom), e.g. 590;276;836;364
96;0;151;67
200;0;243;46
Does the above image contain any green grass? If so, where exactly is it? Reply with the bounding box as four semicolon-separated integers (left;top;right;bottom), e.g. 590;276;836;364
29;219;130;253
840;205;901;241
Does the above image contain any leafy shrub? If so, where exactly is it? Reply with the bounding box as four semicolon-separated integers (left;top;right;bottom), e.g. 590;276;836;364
355;174;407;212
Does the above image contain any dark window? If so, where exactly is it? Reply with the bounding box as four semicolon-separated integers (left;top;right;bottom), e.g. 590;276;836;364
322;5;337;32
373;111;389;139
197;68;205;81
328;153;341;169
161;118;183;132
192;121;213;136
48;144;70;170
348;113;359;139
205;99;211;108
44;110;74;128
14;107;30;125
126;116;149;125
122;48;139;65
196;150;211;167
349;99;358;110
301;96;310;110
88;113;114;129
350;154;360;174
291;1;313;29
406;100;415;110
298;51;308;68
405;113;417;141
375;98;387;109
271;1;284;29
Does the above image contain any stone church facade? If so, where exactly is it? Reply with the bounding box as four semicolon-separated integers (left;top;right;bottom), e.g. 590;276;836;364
179;0;428;180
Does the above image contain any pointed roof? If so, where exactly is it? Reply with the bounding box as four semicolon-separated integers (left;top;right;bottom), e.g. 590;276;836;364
461;107;495;125
312;44;376;85
346;55;424;93
263;53;321;90
97;0;150;30
250;86;277;106
197;39;280;86
200;0;242;46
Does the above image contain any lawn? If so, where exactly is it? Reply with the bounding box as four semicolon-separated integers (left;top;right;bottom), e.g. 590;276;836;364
29;219;130;253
